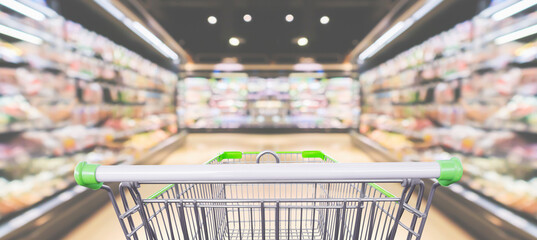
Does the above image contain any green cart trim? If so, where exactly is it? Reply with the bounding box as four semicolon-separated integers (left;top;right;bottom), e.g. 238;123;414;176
74;161;103;190
368;183;396;198
218;151;242;161
437;157;463;186
205;154;220;164
301;150;325;159
148;184;174;199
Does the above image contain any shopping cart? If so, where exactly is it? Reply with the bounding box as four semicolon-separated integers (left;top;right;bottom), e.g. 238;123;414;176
74;150;462;240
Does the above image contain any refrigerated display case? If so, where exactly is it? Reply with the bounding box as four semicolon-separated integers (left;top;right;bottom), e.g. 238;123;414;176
179;75;353;131
288;76;353;128
350;72;361;131
178;76;248;129
245;77;291;127
356;4;537;239
0;4;183;239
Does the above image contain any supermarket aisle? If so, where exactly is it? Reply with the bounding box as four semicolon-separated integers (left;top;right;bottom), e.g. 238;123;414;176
64;133;473;240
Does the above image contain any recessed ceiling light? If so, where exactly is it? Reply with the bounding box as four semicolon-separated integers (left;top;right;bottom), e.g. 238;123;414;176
243;14;252;22
229;37;240;46
320;16;329;24
208;16;217;24
285;14;294;22
297;37;308;46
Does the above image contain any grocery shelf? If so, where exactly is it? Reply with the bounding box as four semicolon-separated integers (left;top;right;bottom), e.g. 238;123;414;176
364;115;537;142
0;131;187;240
350;130;537;240
465;120;537;135
478;12;537;45
112;123;175;141
177;77;354;130
357;6;537;228
0;8;182;233
371;80;442;94
368;126;424;142
0;13;56;43
0;121;71;136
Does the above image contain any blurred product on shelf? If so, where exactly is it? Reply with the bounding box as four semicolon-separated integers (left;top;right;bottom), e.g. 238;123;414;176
0;10;178;222
178;76;353;129
359;10;537;221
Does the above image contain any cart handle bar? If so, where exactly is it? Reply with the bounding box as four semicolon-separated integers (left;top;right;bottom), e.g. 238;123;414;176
75;158;462;190
256;150;281;163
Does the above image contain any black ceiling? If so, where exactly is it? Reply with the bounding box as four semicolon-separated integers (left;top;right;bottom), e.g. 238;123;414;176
136;0;396;63
54;0;484;67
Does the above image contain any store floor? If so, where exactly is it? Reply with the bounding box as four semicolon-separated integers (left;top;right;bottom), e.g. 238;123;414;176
63;133;474;240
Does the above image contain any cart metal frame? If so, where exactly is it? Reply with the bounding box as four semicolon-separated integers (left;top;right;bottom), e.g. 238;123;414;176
75;150;462;240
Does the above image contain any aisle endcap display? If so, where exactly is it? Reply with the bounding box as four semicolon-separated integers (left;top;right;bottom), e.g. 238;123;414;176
437;157;463;186
74;161;102;190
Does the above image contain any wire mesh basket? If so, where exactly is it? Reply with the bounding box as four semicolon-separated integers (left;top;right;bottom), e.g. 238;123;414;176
75;150;463;240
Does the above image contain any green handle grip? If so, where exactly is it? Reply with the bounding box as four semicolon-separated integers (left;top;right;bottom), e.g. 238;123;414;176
74;161;103;190
437;157;463;186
